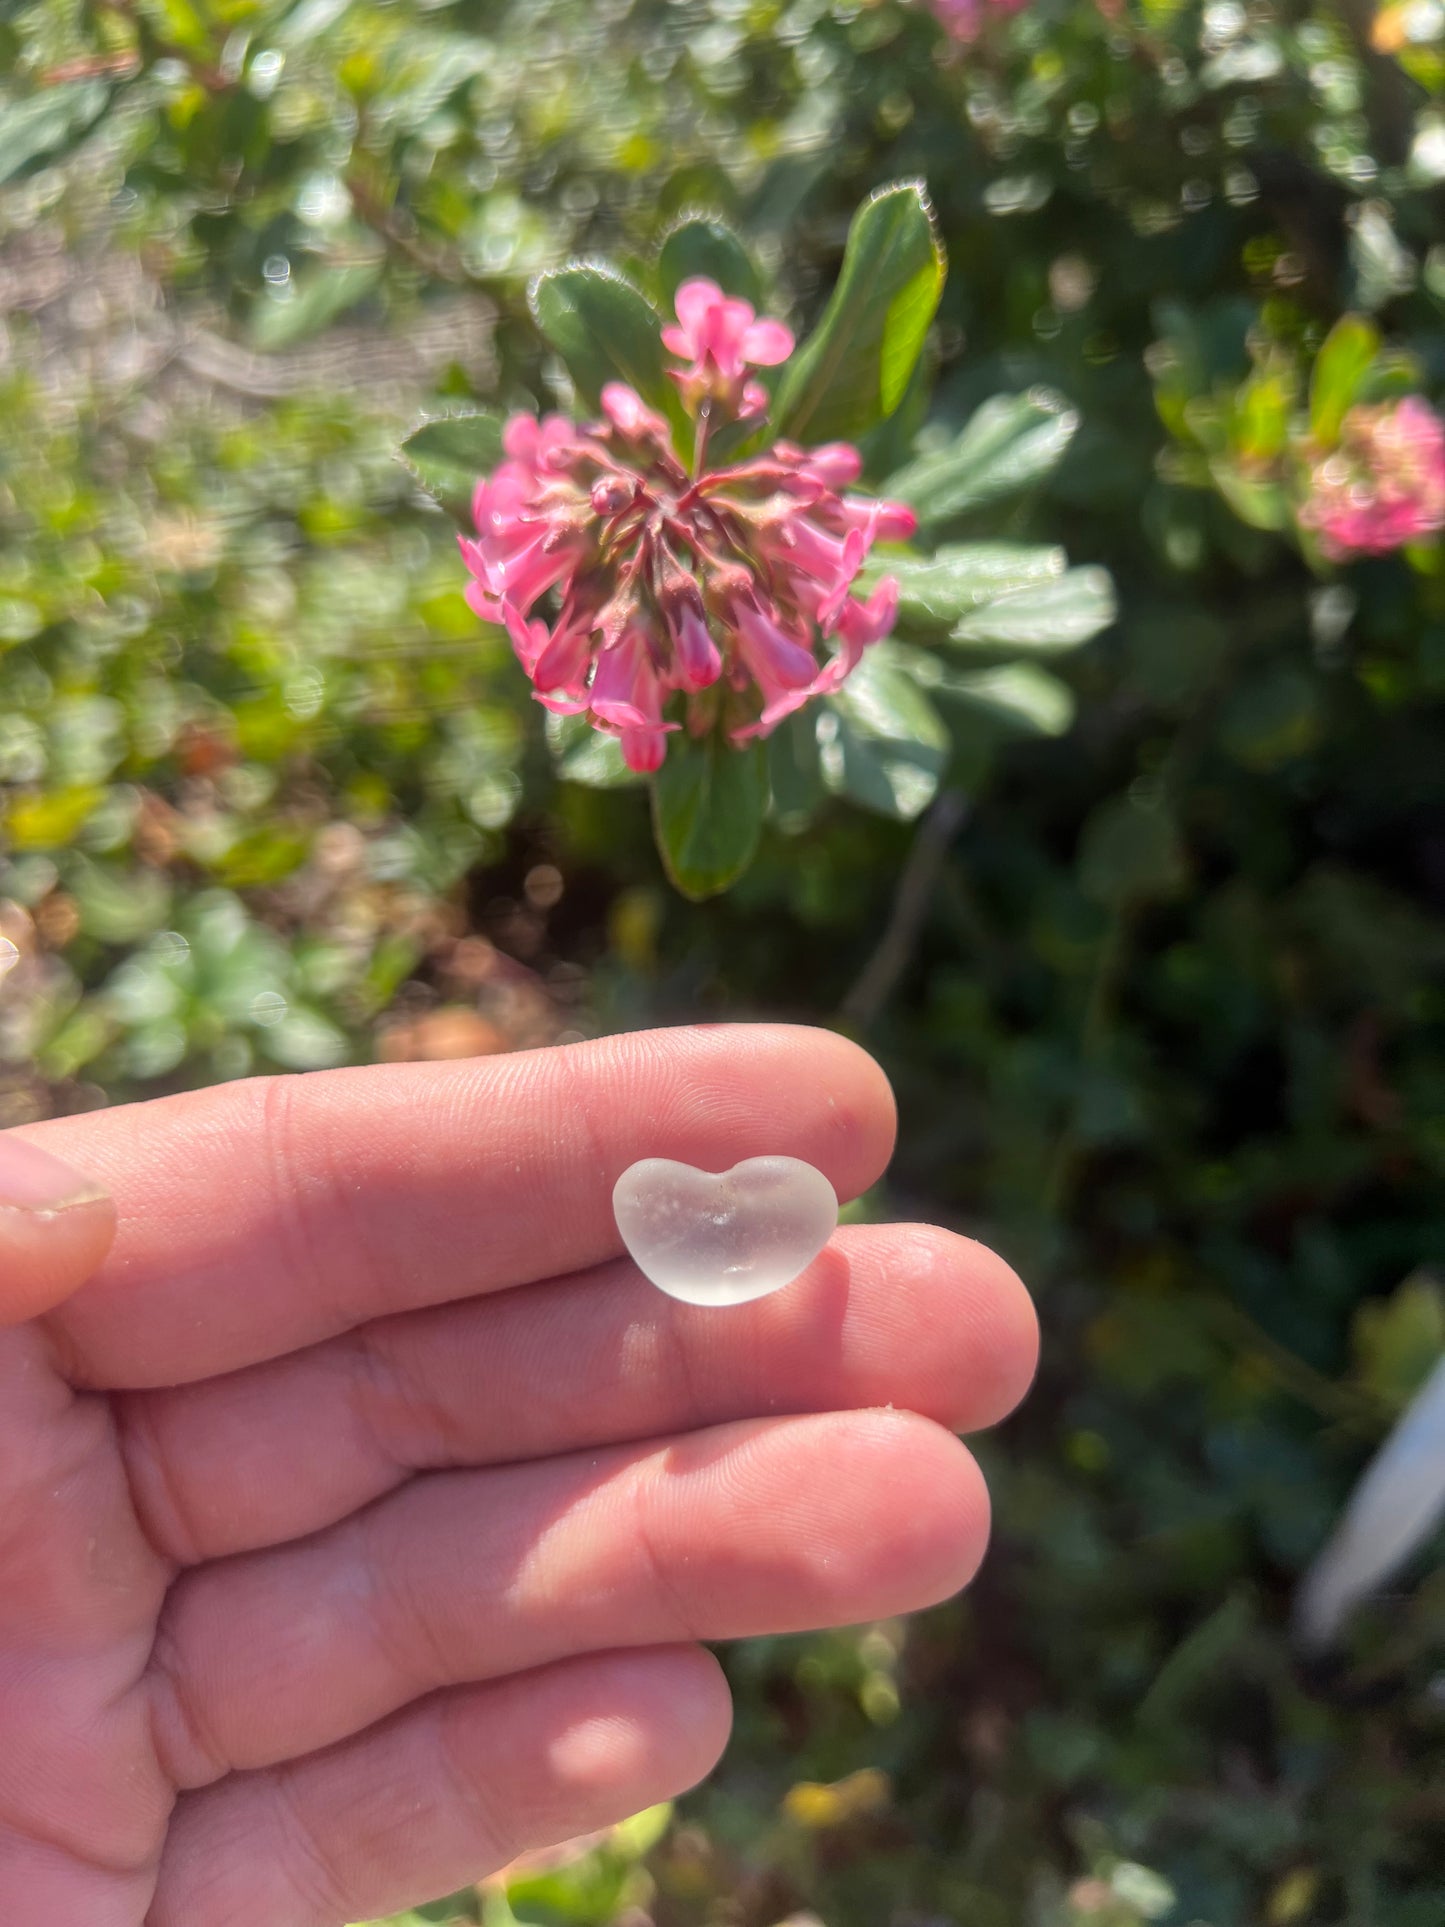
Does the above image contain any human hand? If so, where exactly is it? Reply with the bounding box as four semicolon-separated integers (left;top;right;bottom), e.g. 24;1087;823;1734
0;1025;1037;1926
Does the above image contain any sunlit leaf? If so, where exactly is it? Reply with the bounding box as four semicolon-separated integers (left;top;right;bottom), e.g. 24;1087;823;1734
651;733;767;898
657;214;762;307
948;567;1116;651
6;786;104;850
399;411;506;523
529;262;676;418
820;650;948;820
887;390;1079;530
876;543;1068;634
774;181;945;444
250;259;384;352
909;657;1077;736
1309;314;1381;447
546;711;645;789
0;81;111;187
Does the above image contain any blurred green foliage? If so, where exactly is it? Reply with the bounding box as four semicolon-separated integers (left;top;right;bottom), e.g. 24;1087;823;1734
3;0;1445;1922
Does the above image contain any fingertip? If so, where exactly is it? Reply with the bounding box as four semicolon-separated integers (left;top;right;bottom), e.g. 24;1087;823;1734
0;1186;117;1326
849;1407;993;1603
704;1407;994;1623
952;1237;1041;1433
647;1023;898;1200
545;1646;734;1800
803;1025;899;1191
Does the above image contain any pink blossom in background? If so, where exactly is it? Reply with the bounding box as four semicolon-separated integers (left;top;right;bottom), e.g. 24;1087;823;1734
460;280;914;772
928;0;1028;41
1301;396;1445;559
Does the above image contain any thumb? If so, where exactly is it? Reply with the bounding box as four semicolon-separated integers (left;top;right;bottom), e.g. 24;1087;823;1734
0;1130;117;1325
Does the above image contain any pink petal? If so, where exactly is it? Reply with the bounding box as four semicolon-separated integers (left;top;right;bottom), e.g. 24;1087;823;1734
533;619;593;694
669;603;723;690
739;379;770;420
532;689;594;716
741;318;794;365
670;278;723;348
804;443;864;486
600;382;668;442
590;631;659;729
504;605;549;672
619;724;674;772
464;580;502;624
734;596;819;691
502;413;540;461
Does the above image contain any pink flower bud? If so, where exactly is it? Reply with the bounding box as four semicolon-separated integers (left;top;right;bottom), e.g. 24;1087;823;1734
591;476;634;516
600;383;671;444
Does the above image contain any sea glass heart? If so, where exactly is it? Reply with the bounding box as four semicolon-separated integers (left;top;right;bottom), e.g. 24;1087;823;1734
613;1156;839;1307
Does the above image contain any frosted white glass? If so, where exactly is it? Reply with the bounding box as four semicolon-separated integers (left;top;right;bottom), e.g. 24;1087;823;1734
613;1155;838;1307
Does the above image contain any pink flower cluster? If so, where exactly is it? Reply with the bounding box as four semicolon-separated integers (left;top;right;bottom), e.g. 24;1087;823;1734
1301;396;1445;559
928;0;1027;40
461;278;916;772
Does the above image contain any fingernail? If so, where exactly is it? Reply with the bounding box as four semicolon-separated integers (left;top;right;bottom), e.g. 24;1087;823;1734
0;1134;109;1215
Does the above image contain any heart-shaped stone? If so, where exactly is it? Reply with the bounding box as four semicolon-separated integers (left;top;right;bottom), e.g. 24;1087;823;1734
613;1156;839;1307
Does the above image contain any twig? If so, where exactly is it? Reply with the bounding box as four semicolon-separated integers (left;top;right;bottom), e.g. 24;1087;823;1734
345;171;467;284
38;52;141;85
839;788;968;1028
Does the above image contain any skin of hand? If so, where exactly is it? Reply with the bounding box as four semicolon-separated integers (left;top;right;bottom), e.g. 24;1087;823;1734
0;1024;1038;1927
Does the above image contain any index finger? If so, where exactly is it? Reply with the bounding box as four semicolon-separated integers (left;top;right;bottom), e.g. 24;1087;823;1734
24;1025;896;1388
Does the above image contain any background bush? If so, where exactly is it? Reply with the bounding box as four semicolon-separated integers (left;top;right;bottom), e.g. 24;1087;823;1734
2;0;1444;1921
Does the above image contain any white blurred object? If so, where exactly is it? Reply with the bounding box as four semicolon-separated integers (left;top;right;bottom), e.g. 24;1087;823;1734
1295;1354;1445;1650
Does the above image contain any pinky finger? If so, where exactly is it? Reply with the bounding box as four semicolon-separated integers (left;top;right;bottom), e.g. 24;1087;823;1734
147;1647;733;1927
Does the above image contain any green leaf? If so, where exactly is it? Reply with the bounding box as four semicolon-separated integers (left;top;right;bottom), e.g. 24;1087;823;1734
1310;315;1380;448
1218;665;1325;770
897;648;1077;735
272;0;355;46
610;1802;675;1859
774;181;945;444
766;709;826;825
651;734;768;898
545;711;645;789
1208;458;1291;531
250;259;383;352
1349;206;1417;313
657;214;762;307
948;566;1116;651
1078;795;1189;905
262;1006;352;1071
1137;1591;1257;1730
1353;1271;1445;1410
875;543;1069;633
0;81;111;187
819;649;948;820
529;262;674;417
398;411;505;523
887;391;1079;531
375;35;492;133
6;785;104;850
70;862;173;945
